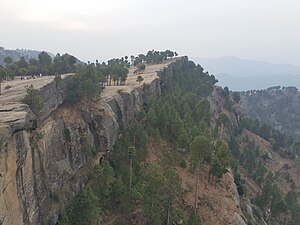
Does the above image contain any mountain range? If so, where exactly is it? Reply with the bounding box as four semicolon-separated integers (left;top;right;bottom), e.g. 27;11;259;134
192;56;300;91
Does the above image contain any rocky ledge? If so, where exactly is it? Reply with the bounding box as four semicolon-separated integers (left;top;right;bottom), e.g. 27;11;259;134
0;59;181;225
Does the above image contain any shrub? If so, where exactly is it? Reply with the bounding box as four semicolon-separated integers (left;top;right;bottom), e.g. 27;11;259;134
67;187;101;225
23;85;44;114
179;158;187;169
187;211;201;225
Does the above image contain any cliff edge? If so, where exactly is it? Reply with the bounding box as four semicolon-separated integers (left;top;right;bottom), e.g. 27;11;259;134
0;58;180;225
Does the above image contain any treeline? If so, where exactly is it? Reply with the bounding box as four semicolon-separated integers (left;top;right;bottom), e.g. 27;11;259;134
65;58;130;104
0;52;77;79
64;50;180;103
132;49;178;66
0;50;183;110
0;49;179;80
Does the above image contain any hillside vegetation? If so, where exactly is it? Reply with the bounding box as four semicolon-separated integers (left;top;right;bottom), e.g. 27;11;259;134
56;56;238;225
240;86;300;138
2;48;300;225
55;53;300;225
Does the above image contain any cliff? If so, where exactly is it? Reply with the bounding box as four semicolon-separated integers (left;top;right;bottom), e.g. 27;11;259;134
0;59;180;225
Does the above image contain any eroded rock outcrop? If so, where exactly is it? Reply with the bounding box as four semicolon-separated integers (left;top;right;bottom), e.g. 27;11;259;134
0;59;182;225
0;57;244;225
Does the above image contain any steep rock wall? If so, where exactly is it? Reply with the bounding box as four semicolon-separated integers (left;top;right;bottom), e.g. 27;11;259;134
0;59;181;225
0;75;74;225
0;57;246;225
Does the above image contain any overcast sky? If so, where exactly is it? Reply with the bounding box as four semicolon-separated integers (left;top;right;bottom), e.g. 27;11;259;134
0;0;299;65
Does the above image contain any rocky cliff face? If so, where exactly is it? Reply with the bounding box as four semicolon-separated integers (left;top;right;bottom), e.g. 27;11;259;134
0;75;75;225
0;59;181;225
0;57;248;225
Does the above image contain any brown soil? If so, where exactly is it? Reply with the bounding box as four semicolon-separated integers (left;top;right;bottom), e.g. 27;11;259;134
177;165;241;225
145;139;241;225
239;129;300;198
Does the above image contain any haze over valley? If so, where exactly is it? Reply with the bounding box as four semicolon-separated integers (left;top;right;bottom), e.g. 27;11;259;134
194;56;300;91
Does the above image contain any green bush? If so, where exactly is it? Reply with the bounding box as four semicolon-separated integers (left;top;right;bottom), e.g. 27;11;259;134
58;187;101;225
23;85;44;114
179;158;187;169
187;211;201;225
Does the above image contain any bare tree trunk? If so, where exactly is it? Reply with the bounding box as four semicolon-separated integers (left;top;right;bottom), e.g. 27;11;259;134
129;156;133;193
167;203;171;225
194;165;200;212
210;175;214;186
268;200;273;224
129;133;136;193
208;166;211;183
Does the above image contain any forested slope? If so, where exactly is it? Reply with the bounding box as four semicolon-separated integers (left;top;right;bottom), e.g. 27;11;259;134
1;49;300;225
57;54;300;225
240;86;300;138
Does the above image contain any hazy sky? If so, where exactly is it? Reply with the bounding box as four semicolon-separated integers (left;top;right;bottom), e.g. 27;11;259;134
1;0;299;65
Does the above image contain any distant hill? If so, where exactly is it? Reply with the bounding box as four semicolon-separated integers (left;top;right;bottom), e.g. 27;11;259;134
0;46;54;66
240;86;300;138
192;56;300;91
215;73;300;91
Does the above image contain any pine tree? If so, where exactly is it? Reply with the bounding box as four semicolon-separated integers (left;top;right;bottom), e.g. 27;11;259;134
164;168;181;225
189;135;211;211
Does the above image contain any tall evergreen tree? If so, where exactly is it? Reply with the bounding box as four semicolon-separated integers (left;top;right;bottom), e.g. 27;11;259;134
189;135;211;211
